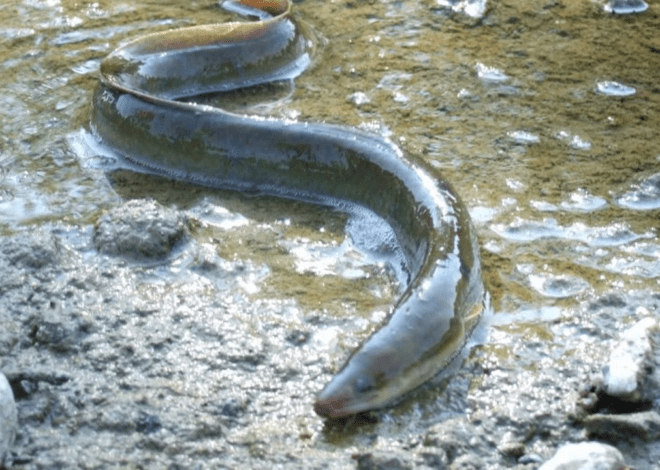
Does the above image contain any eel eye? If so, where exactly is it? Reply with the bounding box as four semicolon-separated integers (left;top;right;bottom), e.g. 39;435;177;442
353;376;375;394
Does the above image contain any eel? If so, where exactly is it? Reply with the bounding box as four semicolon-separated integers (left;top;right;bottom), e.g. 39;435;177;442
91;0;486;418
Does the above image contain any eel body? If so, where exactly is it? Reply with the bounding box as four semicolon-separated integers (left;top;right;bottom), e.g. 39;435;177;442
91;0;485;418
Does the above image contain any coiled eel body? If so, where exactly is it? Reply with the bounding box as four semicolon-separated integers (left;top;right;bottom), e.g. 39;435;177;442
91;0;485;418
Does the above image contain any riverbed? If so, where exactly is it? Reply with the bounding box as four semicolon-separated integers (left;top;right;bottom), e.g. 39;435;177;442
1;0;659;468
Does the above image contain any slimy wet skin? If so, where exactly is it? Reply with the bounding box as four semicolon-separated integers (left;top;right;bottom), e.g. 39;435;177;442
91;0;486;418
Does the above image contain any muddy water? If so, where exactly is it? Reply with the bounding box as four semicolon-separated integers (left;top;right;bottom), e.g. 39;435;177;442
1;0;660;468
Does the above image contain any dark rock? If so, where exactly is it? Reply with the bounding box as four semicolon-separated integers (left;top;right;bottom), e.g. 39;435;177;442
583;410;660;442
219;399;248;418
353;451;412;470
285;329;310;346
448;453;484;470
588;294;626;310
136;413;161;435
497;440;525;459
419;451;448;469
6;371;70;400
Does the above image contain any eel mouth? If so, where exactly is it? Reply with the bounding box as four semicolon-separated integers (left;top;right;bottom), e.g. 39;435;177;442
313;397;350;418
313;390;357;418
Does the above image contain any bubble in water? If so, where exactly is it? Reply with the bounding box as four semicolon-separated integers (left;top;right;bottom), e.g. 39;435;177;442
530;200;558;212
595;81;636;97
475;63;509;82
508;131;540;144
491;217;648;247
529;273;590;298
604;0;648;14
559;189;607;212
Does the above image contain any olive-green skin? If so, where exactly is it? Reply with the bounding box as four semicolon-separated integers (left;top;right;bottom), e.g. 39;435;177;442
92;0;485;418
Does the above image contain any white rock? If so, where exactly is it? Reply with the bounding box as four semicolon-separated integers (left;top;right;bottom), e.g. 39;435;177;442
538;442;626;470
603;316;660;401
0;372;17;466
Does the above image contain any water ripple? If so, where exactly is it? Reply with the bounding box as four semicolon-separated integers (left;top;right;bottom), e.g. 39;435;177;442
616;172;660;210
491;217;648;246
528;273;590;298
559;189;607;212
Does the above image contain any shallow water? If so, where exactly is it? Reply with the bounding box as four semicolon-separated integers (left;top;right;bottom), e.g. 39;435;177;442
1;0;660;467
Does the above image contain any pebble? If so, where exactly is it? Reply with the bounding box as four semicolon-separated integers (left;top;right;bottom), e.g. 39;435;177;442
538;442;626;470
93;199;189;260
0;372;17;467
353;451;411;470
602;316;660;402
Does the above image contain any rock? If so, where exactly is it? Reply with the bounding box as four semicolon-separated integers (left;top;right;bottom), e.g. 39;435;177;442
496;431;525;459
449;453;484;470
0;372;18;467
583;410;660;442
353;451;411;470
497;440;525;459
93;199;189;260
602;316;660;403
0;230;59;270
538;442;626;470
136;413;162;435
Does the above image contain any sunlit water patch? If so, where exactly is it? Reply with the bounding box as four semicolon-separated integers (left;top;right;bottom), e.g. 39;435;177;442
283;238;370;279
490;305;563;326
281;208;408;287
575;241;660;279
188;198;250;230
